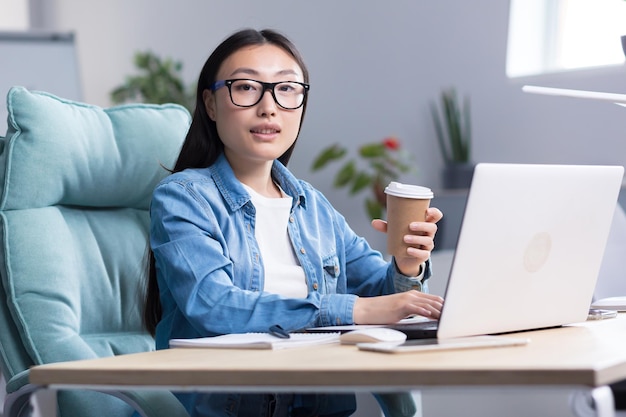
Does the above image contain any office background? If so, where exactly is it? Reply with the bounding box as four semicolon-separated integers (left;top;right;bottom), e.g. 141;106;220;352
1;1;625;416
0;2;607;230
19;0;626;249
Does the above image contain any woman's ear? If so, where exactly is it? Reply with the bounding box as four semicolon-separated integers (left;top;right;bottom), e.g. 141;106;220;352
203;89;216;121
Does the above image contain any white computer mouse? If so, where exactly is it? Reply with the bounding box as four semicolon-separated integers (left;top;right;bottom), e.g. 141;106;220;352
339;328;407;345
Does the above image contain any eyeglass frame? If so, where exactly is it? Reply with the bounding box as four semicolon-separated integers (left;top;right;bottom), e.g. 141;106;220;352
209;78;310;110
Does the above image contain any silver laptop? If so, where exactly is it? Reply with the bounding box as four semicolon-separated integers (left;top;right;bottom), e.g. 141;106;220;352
391;163;624;339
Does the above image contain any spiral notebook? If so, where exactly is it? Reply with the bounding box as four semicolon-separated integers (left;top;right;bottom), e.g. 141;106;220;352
169;332;340;350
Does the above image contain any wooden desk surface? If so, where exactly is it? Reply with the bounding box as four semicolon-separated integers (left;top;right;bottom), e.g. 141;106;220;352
29;314;626;391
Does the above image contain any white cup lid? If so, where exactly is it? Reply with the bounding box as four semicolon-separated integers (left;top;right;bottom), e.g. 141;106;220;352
384;182;433;199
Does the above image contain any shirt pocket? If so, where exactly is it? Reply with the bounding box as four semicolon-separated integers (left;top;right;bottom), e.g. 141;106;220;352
322;253;340;294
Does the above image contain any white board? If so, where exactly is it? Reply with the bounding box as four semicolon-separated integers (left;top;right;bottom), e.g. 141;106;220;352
0;30;82;135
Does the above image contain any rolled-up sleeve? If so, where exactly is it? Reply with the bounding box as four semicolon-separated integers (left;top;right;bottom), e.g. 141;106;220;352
391;258;432;293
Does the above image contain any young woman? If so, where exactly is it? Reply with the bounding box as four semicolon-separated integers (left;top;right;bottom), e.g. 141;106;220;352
145;28;444;417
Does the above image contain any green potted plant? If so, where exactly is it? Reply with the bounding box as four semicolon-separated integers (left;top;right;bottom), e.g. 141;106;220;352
311;137;415;220
430;87;474;189
110;51;195;112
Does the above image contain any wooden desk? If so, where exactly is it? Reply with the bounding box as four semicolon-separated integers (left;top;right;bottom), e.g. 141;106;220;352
29;315;626;416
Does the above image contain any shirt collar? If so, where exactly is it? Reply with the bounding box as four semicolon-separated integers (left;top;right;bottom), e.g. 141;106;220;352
209;153;307;211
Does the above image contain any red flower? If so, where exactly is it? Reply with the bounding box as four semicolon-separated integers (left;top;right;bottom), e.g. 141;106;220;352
382;136;400;150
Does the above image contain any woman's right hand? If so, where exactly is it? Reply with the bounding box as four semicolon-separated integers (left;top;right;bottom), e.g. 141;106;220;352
352;291;444;325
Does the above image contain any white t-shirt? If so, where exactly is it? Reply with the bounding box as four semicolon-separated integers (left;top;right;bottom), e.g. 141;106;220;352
243;184;308;298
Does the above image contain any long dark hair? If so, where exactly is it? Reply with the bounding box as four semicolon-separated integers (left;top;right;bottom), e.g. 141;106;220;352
143;28;310;335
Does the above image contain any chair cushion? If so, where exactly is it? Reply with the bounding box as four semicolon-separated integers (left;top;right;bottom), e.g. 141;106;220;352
0;87;190;381
2;207;154;363
0;86;190;210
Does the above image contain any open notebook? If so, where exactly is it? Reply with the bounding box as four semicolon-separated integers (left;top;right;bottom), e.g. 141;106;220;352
169;332;340;350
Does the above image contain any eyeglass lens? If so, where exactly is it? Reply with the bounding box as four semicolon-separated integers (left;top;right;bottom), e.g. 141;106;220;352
229;80;306;109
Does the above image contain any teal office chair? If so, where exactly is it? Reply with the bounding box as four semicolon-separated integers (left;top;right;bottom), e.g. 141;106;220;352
0;86;191;417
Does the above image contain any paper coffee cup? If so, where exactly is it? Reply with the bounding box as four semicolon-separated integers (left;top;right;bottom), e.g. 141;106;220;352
384;182;434;258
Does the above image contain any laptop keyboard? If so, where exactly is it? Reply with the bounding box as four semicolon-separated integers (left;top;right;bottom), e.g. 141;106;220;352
388;319;439;339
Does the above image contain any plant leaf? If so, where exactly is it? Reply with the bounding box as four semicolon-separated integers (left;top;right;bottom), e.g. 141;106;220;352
430;101;451;164
461;95;471;161
366;198;383;220
334;161;356;187
110;50;194;112
359;143;385;158
442;88;464;162
311;144;347;170
350;172;372;194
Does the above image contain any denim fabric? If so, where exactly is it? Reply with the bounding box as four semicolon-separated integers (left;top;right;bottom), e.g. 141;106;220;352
150;153;431;416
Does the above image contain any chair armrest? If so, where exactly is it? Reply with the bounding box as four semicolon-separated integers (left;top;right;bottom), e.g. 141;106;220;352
3;380;40;417
5;369;30;394
4;370;189;417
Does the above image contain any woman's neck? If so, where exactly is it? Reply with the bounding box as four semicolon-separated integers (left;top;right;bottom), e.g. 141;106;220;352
227;156;281;198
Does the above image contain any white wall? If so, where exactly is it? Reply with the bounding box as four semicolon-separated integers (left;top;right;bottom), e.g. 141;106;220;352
31;0;626;252
0;0;29;29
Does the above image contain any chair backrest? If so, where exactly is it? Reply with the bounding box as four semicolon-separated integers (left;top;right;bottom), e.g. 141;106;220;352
0;86;190;416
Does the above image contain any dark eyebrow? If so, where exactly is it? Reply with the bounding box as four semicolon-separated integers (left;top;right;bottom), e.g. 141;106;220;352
229;68;258;77
229;67;300;78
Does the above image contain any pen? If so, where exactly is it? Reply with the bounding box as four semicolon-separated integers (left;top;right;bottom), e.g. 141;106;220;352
269;324;290;339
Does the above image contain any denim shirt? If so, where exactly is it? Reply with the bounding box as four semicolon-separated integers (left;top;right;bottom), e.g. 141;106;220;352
149;153;431;416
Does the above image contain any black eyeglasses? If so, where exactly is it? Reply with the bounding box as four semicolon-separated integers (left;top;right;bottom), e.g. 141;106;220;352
210;78;309;110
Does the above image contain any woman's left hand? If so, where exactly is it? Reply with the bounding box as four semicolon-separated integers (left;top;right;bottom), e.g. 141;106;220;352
371;207;443;276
